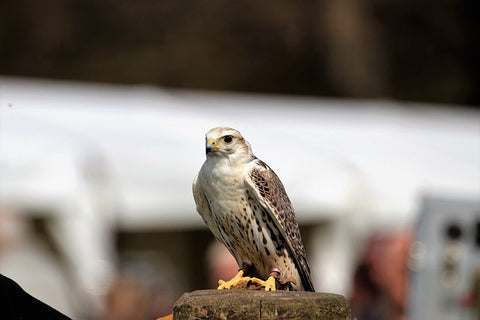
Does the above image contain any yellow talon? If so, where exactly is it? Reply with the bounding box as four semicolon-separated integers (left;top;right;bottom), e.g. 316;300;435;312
217;270;251;290
250;275;277;291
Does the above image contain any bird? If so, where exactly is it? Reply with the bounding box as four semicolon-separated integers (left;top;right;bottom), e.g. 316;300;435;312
193;127;314;291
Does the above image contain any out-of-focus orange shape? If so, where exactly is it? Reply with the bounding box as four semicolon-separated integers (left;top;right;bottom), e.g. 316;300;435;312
156;313;173;320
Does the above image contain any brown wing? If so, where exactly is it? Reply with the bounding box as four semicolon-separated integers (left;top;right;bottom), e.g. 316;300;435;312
245;159;315;291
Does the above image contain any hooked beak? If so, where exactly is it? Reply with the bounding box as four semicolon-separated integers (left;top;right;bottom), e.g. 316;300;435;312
206;139;218;154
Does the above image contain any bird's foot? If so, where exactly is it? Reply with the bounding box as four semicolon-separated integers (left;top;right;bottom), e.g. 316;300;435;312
249;267;297;291
217;270;252;290
250;275;277;291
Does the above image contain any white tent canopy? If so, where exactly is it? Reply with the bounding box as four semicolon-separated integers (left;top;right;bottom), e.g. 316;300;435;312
1;77;478;229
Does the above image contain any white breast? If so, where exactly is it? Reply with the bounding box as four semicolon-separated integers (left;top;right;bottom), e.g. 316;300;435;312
199;157;246;203
198;156;252;252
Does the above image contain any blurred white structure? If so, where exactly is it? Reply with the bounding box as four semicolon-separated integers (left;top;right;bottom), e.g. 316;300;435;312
0;77;478;308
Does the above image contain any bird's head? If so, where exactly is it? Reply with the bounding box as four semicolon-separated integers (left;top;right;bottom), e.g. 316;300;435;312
204;127;253;161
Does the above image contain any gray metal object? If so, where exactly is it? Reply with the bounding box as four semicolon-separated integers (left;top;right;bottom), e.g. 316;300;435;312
409;196;480;320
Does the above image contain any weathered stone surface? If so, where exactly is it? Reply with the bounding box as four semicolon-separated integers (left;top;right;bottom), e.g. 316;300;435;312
173;290;350;320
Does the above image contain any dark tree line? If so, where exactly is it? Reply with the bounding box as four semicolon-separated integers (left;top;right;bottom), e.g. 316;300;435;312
1;0;478;106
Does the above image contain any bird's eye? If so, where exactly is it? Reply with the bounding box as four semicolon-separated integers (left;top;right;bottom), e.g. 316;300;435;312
223;135;233;143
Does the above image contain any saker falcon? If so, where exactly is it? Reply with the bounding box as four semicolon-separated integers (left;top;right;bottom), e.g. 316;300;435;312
193;127;314;291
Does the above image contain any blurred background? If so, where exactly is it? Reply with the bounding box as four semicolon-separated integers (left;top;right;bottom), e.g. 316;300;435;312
0;1;479;319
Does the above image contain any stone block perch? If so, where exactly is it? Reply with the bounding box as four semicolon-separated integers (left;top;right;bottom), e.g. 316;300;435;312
173;290;351;320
